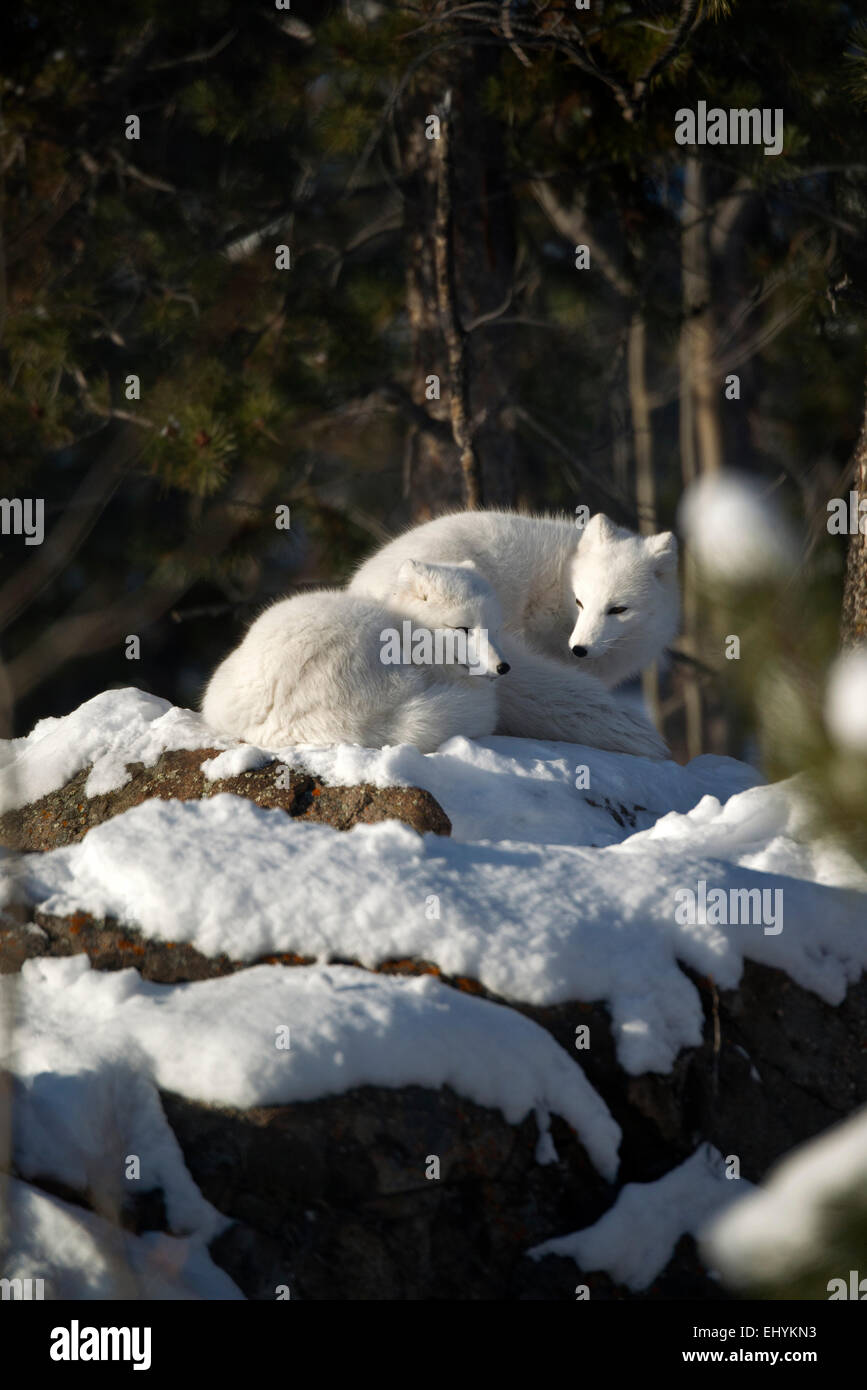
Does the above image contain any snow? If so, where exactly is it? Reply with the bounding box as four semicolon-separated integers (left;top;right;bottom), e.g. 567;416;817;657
825;646;867;753
702;1105;867;1291
0;685;763;846
3;688;866;1298
289;736;764;847
0;688;235;813
1;953;620;1298
6;955;619;1173
16;773;867;1075
678;470;799;582
200;745;273;781
4;1176;243;1300
528;1143;751;1291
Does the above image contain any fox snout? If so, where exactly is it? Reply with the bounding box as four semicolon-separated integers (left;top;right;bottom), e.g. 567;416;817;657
468;631;510;677
571;645;587;658
483;640;510;677
476;650;511;678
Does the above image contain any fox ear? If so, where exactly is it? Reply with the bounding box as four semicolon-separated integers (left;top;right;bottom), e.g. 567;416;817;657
396;558;436;600
646;530;678;576
584;512;620;546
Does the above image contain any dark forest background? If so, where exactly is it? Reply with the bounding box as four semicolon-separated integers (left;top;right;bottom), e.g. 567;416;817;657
3;0;867;761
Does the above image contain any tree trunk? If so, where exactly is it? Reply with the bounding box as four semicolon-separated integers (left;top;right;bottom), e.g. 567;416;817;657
400;44;519;519
627;310;661;728
403;117;459;518
710;175;760;476
432;92;483;510
841;389;867;647
628;312;656;536
678;157;713;758
681;158;723;479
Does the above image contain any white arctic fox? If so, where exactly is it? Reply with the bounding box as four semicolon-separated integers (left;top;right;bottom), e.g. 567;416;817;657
349;510;678;755
201;559;511;753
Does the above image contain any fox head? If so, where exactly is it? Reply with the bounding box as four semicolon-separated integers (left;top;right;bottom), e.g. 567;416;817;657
566;514;679;687
392;559;510;678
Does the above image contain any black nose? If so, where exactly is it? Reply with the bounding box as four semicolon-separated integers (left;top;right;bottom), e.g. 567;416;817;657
496;662;510;675
571;645;587;658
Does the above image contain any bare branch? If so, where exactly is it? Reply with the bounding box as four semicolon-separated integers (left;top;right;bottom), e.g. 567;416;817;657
463;286;513;333
221;213;295;263
0;426;142;634
373;383;455;443
512;405;636;518
531;180;635;297
109;151;176;194
500;0;532;67
4;472;272;704
146;29;238;72
70;367;157;429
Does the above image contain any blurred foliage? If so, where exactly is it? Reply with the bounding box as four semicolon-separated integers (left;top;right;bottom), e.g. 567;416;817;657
690;543;867;863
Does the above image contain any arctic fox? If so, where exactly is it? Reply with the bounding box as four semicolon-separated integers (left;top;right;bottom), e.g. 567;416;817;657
201;559;511;753
350;510;678;755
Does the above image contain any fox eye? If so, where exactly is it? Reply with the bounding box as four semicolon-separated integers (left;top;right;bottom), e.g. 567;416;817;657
575;598;583;608
608;605;628;615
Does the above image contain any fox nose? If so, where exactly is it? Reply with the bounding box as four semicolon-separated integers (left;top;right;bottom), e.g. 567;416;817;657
571;645;587;658
496;661;510;675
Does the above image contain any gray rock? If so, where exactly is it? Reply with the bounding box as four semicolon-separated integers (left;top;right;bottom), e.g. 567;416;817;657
0;746;451;853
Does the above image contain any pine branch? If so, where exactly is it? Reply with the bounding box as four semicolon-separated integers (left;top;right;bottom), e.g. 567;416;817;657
631;0;703;115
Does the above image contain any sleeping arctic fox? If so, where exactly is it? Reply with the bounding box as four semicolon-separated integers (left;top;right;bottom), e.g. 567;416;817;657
202;550;668;756
201;559;511;752
349;510;677;751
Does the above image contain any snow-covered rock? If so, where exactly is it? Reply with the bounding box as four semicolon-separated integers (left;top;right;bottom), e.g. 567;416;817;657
2;689;865;1300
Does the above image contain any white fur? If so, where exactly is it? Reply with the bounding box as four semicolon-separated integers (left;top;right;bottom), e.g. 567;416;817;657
350;510;679;757
201;561;509;753
567;513;679;687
